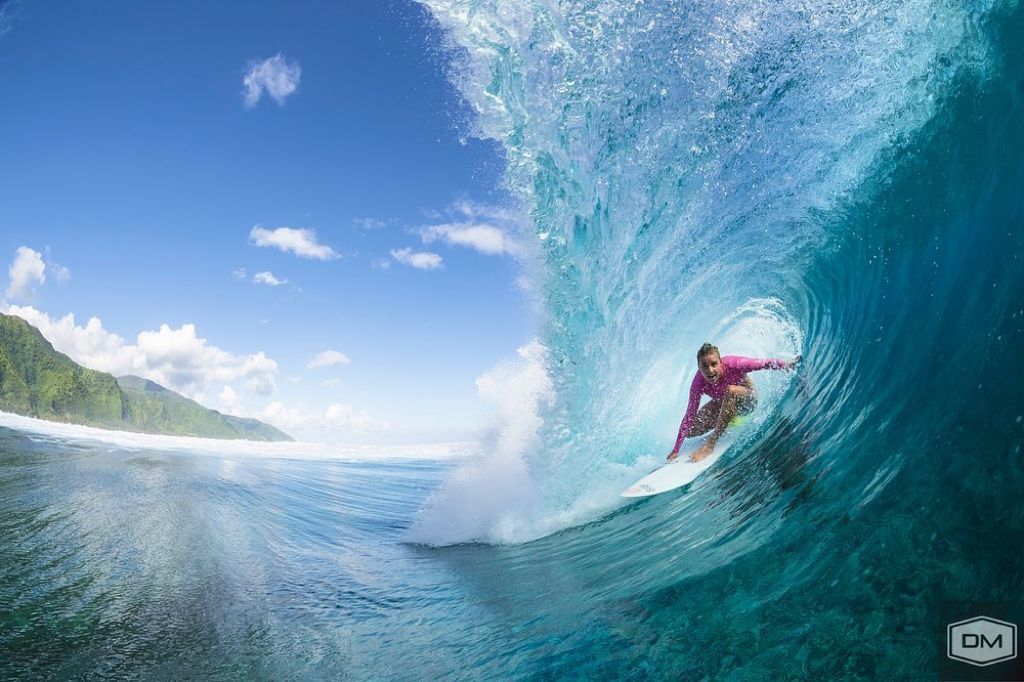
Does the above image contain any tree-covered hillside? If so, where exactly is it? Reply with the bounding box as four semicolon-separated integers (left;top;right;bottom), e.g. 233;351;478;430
0;313;291;441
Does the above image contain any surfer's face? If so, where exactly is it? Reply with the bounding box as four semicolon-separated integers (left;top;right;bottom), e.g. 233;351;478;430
698;354;723;383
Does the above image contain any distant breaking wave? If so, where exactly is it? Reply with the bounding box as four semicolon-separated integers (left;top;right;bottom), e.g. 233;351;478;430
0;411;474;461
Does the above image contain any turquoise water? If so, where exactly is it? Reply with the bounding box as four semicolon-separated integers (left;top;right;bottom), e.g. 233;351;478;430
4;0;1024;678
0;430;460;678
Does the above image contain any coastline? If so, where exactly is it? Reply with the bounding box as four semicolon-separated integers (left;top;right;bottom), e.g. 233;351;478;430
0;410;478;462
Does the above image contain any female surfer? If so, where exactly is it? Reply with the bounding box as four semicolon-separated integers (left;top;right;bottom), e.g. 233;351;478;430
668;343;800;463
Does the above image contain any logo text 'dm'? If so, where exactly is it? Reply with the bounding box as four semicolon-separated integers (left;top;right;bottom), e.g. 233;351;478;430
947;616;1018;667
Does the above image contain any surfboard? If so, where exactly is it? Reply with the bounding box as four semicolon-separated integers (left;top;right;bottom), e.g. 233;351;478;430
621;416;748;498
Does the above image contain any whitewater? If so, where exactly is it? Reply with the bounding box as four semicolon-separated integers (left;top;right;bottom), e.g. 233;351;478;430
3;0;1023;678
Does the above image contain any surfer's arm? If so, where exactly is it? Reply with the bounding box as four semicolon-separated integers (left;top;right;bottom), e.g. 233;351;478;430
732;355;801;372
670;376;702;457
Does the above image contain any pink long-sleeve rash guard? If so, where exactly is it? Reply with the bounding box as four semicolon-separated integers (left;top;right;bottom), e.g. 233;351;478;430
672;355;788;452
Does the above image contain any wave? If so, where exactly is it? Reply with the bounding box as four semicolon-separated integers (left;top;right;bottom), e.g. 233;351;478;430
412;0;1024;553
0;411;474;461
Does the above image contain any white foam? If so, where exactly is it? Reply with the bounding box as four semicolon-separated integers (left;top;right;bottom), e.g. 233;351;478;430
0;411;474;461
407;341;556;545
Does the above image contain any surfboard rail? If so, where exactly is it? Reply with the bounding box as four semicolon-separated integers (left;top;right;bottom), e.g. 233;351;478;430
620;415;751;498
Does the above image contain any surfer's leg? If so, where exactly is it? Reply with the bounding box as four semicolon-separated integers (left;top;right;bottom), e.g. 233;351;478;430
713;385;754;438
691;386;754;462
735;391;758;417
686;400;722;438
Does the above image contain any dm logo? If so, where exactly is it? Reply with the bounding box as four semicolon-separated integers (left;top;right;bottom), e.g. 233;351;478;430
947;616;1017;666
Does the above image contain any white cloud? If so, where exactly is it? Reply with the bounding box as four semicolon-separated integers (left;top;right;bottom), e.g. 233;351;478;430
4;246;72;303
232;268;247;280
136;323;278;396
421;222;523;257
449;199;521;224
308;349;350;369
257;401;309;431
5;246;46;301
416;200;528;260
354;217;390;230
1;304;279;399
218;385;240;413
243;53;301;108
243;373;277;395
0;1;21;38
256;401;377;434
322;378;343;387
50;262;71;284
324;403;373;430
253;271;287;286
250;226;338;260
390;247;442;270
372;259;392;270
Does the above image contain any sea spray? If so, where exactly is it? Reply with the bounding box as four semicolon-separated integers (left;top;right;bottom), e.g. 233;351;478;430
408;341;555;544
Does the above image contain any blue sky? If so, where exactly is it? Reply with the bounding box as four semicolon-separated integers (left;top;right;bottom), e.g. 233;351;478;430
0;0;534;443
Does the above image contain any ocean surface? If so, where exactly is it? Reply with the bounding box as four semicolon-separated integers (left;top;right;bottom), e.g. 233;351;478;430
4;0;1024;678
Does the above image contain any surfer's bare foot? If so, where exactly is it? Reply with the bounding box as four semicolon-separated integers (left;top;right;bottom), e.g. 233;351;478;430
666;450;679;462
690;443;713;462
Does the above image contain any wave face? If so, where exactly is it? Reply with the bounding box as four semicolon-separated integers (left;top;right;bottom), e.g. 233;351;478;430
418;0;1023;534
409;0;1024;674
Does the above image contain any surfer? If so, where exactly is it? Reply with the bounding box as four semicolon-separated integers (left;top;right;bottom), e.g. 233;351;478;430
667;343;800;463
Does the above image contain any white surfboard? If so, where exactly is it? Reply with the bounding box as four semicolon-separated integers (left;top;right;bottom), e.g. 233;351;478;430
620;447;722;498
621;416;749;498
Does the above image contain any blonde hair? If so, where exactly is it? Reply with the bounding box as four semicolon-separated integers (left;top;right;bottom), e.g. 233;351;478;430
697;342;720;360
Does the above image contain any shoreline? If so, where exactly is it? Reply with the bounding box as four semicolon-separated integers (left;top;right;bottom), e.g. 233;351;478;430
0;410;478;462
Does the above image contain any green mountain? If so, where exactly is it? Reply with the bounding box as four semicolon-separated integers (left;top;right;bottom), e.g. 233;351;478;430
117;375;292;441
0;313;292;441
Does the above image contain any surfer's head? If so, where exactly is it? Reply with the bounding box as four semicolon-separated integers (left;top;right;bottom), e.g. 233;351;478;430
697;343;723;383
